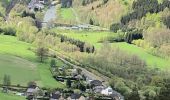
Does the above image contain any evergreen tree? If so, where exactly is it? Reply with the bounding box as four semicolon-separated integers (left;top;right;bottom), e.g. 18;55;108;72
127;86;140;100
50;59;56;68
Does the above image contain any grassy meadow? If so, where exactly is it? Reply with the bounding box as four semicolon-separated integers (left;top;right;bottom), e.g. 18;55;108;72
56;7;77;24
0;92;25;100
53;29;116;43
0;35;65;88
53;29;170;69
112;43;170;69
60;8;75;20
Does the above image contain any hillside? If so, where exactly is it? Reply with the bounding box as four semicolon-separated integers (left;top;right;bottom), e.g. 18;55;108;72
0;0;170;100
0;35;65;88
73;0;134;27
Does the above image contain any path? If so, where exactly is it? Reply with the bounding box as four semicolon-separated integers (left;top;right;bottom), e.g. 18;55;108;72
43;5;57;27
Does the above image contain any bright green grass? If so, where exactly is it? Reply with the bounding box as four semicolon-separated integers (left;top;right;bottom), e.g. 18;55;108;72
0;35;65;88
54;29;116;44
0;92;25;100
0;54;40;86
112;42;170;69
60;8;75;20
52;30;170;69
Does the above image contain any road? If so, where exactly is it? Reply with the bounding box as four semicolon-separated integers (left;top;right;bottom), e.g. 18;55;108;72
56;54;108;83
50;51;124;100
43;5;57;27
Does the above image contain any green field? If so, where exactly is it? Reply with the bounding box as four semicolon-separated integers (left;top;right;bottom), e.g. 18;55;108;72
54;30;170;69
57;7;75;21
112;42;170;69
0;54;40;86
0;92;25;100
60;8;75;20
0;35;65;88
53;29;116;43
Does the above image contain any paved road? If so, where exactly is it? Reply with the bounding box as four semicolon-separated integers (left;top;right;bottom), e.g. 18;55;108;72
43;5;56;27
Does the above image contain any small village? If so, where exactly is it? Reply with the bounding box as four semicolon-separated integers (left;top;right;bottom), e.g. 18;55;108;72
1;57;123;100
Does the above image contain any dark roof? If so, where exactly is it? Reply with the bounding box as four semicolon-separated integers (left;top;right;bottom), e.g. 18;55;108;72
51;92;61;99
28;84;37;89
90;80;102;86
70;93;81;99
110;93;118;98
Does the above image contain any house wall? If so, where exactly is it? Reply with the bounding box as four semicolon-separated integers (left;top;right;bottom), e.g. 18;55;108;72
61;0;72;8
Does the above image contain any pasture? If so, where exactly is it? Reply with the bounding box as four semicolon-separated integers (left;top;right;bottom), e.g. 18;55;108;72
112;42;170;69
0;35;65;88
0;92;25;100
54;30;170;69
60;8;75;20
54;29;116;44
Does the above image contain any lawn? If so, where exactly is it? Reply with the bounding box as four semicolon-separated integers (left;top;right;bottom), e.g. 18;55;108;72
0;92;25;100
60;8;75;20
0;35;65;88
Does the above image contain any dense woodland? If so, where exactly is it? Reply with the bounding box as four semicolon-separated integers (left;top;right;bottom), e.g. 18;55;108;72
0;0;170;100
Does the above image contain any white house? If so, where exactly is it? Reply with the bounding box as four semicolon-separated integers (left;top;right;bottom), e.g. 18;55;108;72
39;0;45;4
101;86;113;95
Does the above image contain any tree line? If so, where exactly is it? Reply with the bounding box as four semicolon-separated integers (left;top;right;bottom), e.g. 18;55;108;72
110;0;170;32
57;34;95;53
120;0;170;25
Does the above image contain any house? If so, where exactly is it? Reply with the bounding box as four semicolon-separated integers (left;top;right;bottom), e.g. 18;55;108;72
90;80;102;87
110;94;121;100
28;0;45;11
50;91;64;100
101;86;114;95
67;93;85;100
39;0;45;4
26;82;40;99
61;0;72;8
93;85;105;93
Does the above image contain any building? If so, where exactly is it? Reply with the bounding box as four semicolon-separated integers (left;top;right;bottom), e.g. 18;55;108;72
101;86;114;95
90;80;103;87
93;85;105;93
50;91;64;100
26;82;40;100
28;0;45;11
61;0;72;8
67;93;85;100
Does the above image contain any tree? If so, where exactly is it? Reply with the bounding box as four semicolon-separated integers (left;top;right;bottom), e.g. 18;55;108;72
77;68;82;75
3;74;11;93
110;23;122;32
50;59;56;68
3;74;11;86
127;86;140;100
158;78;170;100
36;47;49;62
66;79;72;88
89;18;94;25
27;81;37;88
